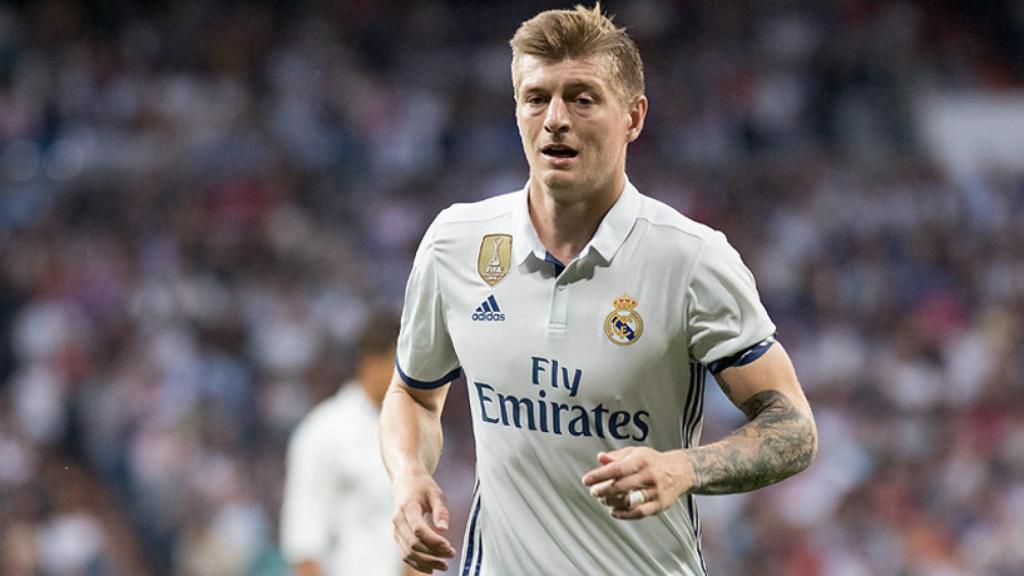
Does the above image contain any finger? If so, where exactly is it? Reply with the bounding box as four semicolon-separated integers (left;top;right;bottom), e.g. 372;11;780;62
589;466;651;498
588;478;614;498
609;487;654;512
583;448;640;486
394;511;416;549
606;474;655;499
582;459;635;487
403;506;455;557
405;550;449;573
599;485;653;512
399;521;455;559
598;447;635;464
601;493;628;509
598;487;646;510
407;562;434;575
597;485;627;508
406;547;452;569
412;540;451;556
428;489;450;531
611;500;661;520
397;517;447;564
413;524;455;557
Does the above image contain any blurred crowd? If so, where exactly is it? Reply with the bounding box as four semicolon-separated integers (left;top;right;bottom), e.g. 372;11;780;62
1;0;1022;574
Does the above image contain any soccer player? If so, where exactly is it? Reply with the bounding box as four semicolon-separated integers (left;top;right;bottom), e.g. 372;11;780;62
281;312;423;576
380;4;818;574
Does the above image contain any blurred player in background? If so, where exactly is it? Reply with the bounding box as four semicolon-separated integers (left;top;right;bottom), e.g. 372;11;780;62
281;311;422;576
380;3;818;575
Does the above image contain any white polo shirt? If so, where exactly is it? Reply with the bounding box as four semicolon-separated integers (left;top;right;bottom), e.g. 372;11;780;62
396;179;775;575
281;383;404;576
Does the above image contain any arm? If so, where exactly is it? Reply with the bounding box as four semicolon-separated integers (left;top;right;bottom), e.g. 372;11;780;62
685;343;817;494
379;370;456;573
583;343;817;517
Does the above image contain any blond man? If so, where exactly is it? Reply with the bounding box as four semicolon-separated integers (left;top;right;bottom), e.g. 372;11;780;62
381;4;817;574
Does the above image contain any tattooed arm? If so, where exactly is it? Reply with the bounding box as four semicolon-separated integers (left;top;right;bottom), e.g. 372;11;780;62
687;343;817;494
584;343;817;517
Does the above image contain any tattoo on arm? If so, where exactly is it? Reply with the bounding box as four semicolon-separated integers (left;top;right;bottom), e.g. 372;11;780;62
687;390;816;495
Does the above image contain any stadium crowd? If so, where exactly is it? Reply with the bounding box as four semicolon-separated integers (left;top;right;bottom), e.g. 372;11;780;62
1;0;1022;574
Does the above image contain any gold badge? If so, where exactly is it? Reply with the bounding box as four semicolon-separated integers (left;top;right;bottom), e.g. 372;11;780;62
605;294;643;346
477;234;512;286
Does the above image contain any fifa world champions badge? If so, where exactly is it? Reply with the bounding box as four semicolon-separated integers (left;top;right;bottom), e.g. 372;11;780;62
605;295;644;346
478;234;512;286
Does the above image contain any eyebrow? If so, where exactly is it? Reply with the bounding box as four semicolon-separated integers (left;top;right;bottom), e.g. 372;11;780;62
563;80;601;90
521;80;604;94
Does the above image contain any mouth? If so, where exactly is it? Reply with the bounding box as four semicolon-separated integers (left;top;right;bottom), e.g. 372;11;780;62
541;144;579;160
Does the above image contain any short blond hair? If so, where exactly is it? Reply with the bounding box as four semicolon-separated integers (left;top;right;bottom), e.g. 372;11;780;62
510;3;645;102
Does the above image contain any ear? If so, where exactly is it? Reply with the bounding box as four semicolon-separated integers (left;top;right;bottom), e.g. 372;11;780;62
626;95;648;143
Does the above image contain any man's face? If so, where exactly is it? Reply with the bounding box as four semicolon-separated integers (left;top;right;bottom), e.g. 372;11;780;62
514;54;645;201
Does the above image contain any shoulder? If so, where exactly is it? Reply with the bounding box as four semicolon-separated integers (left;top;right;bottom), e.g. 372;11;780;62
432;191;518;230
634;194;728;255
418;191;519;254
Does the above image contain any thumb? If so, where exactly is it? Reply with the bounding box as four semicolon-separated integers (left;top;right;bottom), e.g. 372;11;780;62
428;489;450;531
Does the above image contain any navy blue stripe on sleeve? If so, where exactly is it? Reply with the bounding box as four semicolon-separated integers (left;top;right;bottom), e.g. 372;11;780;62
395;358;462;389
706;336;776;375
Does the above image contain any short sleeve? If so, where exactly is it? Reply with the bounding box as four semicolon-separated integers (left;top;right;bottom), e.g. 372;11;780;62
396;220;461;388
686;231;776;366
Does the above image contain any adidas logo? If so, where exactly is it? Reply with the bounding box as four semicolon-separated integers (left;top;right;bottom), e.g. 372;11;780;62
472;295;506;322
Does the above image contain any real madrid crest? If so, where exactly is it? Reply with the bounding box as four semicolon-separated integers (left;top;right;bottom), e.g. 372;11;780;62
604;294;644;346
478;234;512;286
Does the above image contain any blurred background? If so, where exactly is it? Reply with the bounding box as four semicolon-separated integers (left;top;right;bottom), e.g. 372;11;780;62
1;0;1023;574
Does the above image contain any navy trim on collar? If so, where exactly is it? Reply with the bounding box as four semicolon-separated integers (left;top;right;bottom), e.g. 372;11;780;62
544;252;566;276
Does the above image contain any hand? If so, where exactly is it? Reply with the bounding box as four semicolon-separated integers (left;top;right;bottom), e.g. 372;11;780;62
581;447;693;520
391;470;457;573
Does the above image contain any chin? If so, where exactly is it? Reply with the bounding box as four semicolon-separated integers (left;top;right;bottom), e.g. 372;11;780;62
539;167;579;187
541;177;579;197
542;173;573;189
540;177;592;203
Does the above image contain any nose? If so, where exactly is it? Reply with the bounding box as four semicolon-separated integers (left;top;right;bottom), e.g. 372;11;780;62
543;98;569;135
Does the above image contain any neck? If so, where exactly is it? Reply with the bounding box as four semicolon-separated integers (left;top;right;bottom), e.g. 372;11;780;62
528;174;624;263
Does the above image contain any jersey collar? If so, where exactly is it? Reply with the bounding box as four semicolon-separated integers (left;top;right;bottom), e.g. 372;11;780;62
512;176;642;267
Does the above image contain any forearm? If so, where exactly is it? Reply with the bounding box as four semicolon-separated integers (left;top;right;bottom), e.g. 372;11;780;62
380;382;445;482
685;389;817;495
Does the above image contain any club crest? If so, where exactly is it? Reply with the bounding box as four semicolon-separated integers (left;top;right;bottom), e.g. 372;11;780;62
604;294;643;346
478;234;512;286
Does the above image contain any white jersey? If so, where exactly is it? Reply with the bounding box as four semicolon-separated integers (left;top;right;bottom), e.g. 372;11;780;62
396;179;775;575
280;383;404;576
